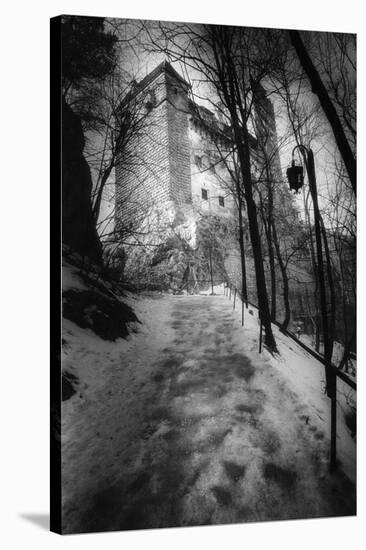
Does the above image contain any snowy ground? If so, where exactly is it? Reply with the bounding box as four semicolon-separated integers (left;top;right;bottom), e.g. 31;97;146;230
299;333;356;377
61;275;356;533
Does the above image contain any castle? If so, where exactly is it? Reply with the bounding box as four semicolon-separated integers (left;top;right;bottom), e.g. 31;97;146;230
114;61;270;235
114;61;282;293
112;61;353;340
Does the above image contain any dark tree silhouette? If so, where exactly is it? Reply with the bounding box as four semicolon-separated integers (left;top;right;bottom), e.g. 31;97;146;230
144;23;279;351
60;16;118;263
288;30;356;195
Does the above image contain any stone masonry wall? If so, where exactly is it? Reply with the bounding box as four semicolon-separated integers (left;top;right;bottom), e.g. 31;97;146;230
189;120;236;219
115;69;193;235
165;72;192;206
114;64;311;329
115;73;172;233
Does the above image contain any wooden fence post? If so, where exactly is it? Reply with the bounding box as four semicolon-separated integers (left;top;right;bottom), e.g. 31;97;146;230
233;288;236;310
259;317;263;353
209;248;214;295
330;377;337;472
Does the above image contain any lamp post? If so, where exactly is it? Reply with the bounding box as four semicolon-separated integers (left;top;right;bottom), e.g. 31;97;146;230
287;144;337;472
286;159;304;193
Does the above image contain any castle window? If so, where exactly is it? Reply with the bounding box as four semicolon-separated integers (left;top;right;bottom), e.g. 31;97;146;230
194;155;202;170
201;189;208;200
219;196;225;207
145;90;156;112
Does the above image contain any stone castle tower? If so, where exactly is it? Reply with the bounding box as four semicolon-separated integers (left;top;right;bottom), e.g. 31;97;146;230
114;61;286;296
115;61;193;234
115;61;285;239
113;63;315;330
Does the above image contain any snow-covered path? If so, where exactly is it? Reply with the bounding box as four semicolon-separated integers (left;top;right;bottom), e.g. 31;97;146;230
62;293;355;533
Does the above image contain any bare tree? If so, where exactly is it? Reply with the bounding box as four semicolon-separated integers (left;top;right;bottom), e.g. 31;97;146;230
143;22;280;351
288;30;356;195
321;158;356;369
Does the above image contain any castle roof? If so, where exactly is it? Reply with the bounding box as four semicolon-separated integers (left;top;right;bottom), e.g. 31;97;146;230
121;60;190;106
138;60;189;90
121;61;258;149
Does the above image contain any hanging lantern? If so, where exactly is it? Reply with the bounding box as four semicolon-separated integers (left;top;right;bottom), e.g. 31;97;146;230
286;160;304;193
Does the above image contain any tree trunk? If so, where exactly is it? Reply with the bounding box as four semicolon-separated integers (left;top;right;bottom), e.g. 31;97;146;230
210;27;276;351
272;220;290;331
237;132;277;352
267;224;276;322
258;191;276;321
338;329;355;372
305;150;335;398
236;190;248;308
333;233;349;353
93;163;113;223
265;167;276;321
303;187;321;352
320;215;336;357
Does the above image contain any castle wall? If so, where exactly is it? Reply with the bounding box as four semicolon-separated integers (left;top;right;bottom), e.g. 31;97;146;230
188;120;236;218
114;63;317;330
115;73;172;232
115;68;193;234
165;72;192;206
115;64;238;237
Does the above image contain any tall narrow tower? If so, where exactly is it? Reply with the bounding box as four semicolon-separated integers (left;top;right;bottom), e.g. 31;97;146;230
115;61;192;234
251;81;282;181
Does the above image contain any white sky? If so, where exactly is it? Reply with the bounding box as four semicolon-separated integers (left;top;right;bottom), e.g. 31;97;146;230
98;21;353;231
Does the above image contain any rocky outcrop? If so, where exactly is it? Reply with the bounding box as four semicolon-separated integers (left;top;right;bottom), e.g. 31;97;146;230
123;210;233;293
62;99;102;263
63;287;139;341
